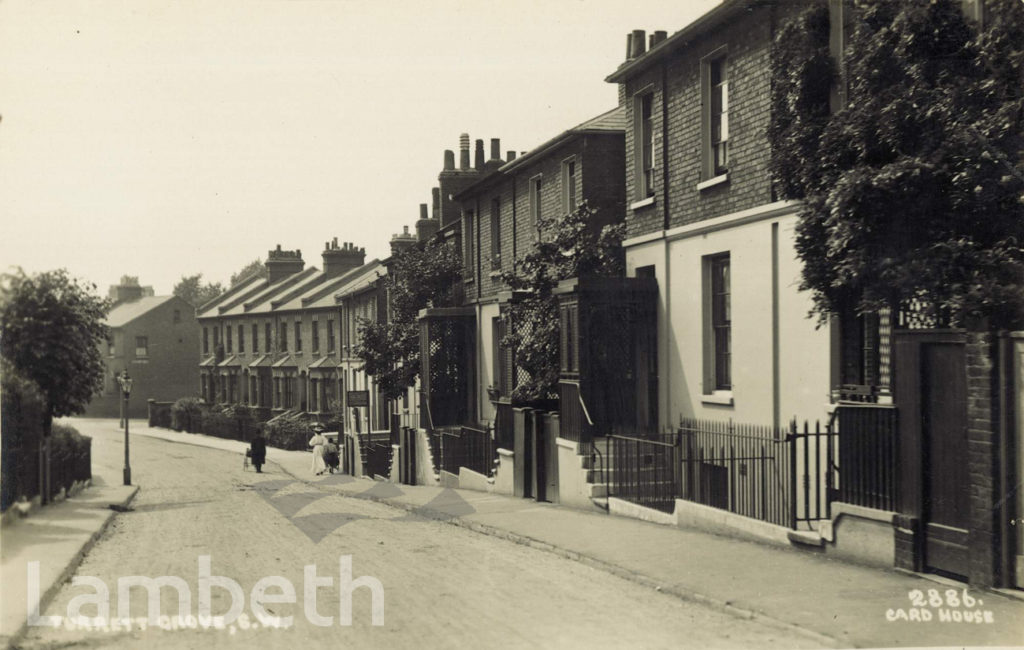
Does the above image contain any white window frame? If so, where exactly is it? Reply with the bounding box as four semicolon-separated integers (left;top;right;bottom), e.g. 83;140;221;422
561;156;577;214
632;89;656;202
529;175;543;227
700;47;730;186
702;252;733;403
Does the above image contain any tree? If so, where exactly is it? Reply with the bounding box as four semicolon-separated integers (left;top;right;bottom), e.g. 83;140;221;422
770;0;1024;327
0;268;110;424
500;202;625;401
173;273;225;308
230;258;267;286
357;238;462;400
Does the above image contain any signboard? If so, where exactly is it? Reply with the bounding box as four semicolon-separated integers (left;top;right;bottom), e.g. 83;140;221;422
347;390;369;407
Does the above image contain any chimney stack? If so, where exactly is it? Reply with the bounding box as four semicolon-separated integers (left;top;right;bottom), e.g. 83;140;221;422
459;133;470;169
650;30;667;48
443;149;455;171
489;138;501;162
390;225;417;257
322;240;365;278
416;201;439;242
507;150;516;162
265;246;305;283
432;187;440;219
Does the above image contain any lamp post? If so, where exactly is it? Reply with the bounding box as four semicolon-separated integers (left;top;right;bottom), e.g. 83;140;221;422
117;370;133;486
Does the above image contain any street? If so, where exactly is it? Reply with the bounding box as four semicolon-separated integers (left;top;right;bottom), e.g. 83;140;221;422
17;419;820;649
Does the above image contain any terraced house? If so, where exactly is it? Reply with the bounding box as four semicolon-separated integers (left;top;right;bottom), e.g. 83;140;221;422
196;240;368;420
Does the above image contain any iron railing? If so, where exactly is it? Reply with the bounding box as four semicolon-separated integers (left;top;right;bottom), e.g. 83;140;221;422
435;424;496;477
834;404;897;511
608;433;679;513
558;381;593;444
360;433;393;478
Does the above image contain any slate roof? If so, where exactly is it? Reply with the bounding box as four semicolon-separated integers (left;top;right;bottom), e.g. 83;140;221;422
105;296;176;327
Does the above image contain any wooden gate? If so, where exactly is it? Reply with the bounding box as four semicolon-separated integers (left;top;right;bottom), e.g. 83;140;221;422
895;331;970;579
921;342;969;578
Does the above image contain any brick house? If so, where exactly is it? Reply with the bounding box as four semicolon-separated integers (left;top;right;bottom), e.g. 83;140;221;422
606;1;825;431
196;241;366;420
85;280;199;418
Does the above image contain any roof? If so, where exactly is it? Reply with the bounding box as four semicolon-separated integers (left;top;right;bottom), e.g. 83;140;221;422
498;106;626;176
277;262;380;312
217;355;242;368
271;355;298;368
105;296;176;327
196;274;264;315
308;356;340;369
214;267;320;318
333;261;385;303
605;0;760;83
248;354;274;368
199;356;219;367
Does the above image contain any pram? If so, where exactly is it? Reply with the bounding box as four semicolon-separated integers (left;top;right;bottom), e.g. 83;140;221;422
324;443;340;474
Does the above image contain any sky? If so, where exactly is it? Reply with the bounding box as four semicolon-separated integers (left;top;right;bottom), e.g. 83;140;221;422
0;0;720;296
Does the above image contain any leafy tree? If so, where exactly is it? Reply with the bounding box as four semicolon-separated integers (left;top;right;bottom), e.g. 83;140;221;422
500;202;625;401
230;258;267;286
357;238;462;400
0;268;110;427
770;0;1024;327
173;273;225;308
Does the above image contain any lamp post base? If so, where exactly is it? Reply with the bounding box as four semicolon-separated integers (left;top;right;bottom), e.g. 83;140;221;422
123;467;132;486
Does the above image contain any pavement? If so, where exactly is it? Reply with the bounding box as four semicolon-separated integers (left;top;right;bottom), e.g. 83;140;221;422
0;461;137;649
4;418;1024;649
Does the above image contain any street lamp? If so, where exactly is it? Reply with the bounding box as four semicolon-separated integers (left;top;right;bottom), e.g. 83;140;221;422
117;370;133;486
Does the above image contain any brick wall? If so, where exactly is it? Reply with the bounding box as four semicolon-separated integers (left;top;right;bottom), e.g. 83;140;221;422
965;330;1000;587
618;4;801;241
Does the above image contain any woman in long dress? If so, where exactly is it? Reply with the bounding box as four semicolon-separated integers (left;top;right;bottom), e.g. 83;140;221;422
309;425;327;475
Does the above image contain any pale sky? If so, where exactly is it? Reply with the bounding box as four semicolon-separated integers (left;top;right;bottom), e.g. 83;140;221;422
0;0;719;296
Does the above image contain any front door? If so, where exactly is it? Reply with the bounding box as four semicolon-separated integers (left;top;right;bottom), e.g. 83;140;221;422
921;343;969;579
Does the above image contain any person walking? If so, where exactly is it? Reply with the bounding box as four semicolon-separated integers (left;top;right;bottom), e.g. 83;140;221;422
309;424;327;476
250;433;267;473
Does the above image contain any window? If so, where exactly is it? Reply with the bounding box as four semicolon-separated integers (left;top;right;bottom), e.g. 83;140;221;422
135;336;149;358
252;324;259;353
202;327;208;354
173;309;181;324
327;318;336;352
529;176;542;226
702;50;729;180
108;336;116;356
490;198;501;270
704;254;731;391
238;325;244;354
265;323;272;354
464;211;475;281
213;326;220;349
634;93;655;198
294;321;302;352
226;325;232;353
562;157;577;213
280;322;288;352
312;318;320;353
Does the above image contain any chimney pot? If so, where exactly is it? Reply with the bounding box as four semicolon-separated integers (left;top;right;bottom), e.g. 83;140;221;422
403;225;409;234
474;139;485;170
490;138;501;161
507;150;516;162
443;149;455;171
333;236;339;248
420;203;428;220
432;187;440;219
459;133;470;169
631;29;647;58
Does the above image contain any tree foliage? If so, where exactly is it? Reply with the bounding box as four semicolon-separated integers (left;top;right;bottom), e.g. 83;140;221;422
770;0;1024;327
230;258;267;286
500;202;625;401
357;238;462;400
0;268;110;421
173;273;225;308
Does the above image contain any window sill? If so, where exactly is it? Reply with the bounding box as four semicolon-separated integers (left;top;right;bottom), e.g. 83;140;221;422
697;174;729;192
464;278;475;285
701;391;734;406
630;196;656;210
489;270;502;279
